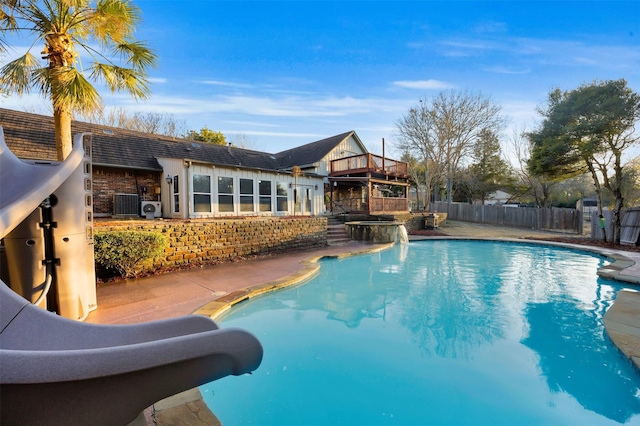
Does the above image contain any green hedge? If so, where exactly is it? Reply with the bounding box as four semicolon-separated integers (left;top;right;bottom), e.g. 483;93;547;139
94;231;166;278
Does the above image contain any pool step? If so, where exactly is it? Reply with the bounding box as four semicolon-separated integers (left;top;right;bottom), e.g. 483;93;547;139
327;223;351;246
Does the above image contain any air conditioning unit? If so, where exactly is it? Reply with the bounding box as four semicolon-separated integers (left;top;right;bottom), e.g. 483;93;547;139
141;201;162;218
113;194;139;215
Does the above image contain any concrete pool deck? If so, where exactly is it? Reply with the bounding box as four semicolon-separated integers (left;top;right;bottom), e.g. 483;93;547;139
86;221;640;425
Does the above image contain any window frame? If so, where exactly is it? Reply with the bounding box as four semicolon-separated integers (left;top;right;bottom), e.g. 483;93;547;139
192;174;212;213
217;176;235;213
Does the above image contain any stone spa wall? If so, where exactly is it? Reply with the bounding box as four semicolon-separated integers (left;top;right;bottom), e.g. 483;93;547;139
342;213;432;232
94;217;328;269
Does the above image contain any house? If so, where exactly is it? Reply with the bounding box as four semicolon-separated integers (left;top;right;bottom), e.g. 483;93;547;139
480;190;514;206
0;108;409;218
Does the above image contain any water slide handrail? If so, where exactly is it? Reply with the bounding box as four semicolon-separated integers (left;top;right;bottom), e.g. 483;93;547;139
0;126;84;239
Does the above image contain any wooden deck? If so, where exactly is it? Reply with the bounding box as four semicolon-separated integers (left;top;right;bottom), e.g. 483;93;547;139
329;153;410;214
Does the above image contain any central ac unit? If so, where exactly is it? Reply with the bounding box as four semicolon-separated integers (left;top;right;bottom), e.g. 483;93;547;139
113;194;139;215
141;201;162;218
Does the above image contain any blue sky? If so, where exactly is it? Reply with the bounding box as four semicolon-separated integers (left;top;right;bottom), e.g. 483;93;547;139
2;1;639;158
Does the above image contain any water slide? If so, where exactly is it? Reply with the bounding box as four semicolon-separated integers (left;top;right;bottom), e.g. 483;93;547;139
0;127;263;425
0;128;84;238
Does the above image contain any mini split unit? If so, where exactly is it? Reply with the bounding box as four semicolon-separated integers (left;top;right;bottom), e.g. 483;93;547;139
141;201;161;218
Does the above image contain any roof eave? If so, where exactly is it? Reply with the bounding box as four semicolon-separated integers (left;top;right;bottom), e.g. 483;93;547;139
92;162;163;172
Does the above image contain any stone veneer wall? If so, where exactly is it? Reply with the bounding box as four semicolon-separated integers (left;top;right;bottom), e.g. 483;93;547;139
94;217;327;269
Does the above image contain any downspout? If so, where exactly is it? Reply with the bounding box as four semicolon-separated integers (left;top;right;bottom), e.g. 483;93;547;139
185;161;192;218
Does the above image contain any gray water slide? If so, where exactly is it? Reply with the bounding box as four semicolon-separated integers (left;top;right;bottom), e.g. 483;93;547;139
0;127;84;237
0;127;263;425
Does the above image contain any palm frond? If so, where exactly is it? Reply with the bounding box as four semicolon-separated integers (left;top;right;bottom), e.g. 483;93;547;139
60;0;88;9
1;1;20;51
113;41;157;70
2;0;156;119
91;0;140;45
90;62;151;99
20;1;57;33
0;52;41;94
49;66;102;113
31;66;52;94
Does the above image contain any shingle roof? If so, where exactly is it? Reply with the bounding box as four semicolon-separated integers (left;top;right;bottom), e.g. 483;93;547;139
0;108;359;173
275;131;356;169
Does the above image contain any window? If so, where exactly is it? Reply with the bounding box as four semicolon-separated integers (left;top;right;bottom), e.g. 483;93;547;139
240;178;254;213
294;188;301;213
276;182;288;212
173;175;180;213
259;180;272;212
193;174;211;213
305;188;312;213
218;177;234;213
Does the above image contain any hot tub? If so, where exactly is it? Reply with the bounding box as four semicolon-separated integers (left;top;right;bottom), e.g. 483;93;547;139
344;221;408;244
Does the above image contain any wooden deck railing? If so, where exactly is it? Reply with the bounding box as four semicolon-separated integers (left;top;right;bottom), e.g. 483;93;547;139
370;197;408;212
333;197;408;213
330;154;408;177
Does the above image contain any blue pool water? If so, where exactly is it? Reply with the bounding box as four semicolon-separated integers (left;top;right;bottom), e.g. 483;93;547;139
202;241;640;425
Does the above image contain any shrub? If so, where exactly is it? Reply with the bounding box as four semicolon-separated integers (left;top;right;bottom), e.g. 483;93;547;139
94;231;166;279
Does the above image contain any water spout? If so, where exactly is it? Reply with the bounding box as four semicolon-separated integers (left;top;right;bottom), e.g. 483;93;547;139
396;224;409;244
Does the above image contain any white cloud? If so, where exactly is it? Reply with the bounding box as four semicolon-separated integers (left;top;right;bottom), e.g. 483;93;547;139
438;35;640;72
483;66;531;75
440;39;499;52
222;120;282;128
199;80;255;89
392;80;453;90
220;130;322;139
110;92;401;120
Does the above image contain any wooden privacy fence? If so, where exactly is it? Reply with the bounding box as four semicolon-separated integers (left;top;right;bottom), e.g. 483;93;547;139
591;208;640;245
431;202;582;233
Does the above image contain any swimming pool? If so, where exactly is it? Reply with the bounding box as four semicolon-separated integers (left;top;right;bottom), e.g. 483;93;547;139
202;240;640;425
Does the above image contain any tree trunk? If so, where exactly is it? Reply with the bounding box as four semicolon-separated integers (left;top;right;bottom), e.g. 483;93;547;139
54;106;73;161
45;33;76;162
609;154;625;245
611;196;623;245
586;162;607;241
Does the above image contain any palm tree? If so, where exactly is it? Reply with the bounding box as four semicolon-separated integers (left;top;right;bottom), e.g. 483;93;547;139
1;0;157;160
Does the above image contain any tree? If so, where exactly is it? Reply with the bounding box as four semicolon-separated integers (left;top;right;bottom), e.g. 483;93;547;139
621;156;640;208
77;106;187;137
227;133;257;150
395;90;506;205
1;0;157;161
185;126;227;145
467;128;510;204
528;79;640;243
506;128;558;208
400;151;427;210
